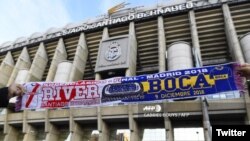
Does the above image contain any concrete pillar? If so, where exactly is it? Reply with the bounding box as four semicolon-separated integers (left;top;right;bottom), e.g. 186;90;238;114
95;27;109;80
69;107;83;141
22;109;37;141
240;32;250;63
158;16;167;72
26;42;48;82
3;109;20;141
98;107;109;141
54;61;73;82
4;126;19;141
129;105;142;141
222;2;250;125
23;125;36;141
102;27;109;41
201;98;211;141
163;102;174;141
222;3;245;63
167;42;193;70
189;10;202;67
244;90;250;125
15;69;29;84
0;51;14;87
69;32;88;81
70;124;83;141
45;125;59;141
46;38;67;81
7;47;31;86
189;8;212;141
45;109;59;141
125;22;137;77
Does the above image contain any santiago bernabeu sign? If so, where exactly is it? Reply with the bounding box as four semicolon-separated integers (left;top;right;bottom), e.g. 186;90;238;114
0;1;194;52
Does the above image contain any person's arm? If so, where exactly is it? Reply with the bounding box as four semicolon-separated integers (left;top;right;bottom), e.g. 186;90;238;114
0;87;9;107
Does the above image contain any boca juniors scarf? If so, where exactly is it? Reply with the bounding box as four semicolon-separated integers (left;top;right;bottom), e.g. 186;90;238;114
17;63;244;110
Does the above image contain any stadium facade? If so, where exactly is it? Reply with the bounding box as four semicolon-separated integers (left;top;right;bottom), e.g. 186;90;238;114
0;0;250;141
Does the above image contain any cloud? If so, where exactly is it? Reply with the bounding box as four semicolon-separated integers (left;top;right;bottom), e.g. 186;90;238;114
0;0;71;44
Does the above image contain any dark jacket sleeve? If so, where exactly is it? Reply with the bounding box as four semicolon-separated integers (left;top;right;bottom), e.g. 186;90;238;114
0;87;9;107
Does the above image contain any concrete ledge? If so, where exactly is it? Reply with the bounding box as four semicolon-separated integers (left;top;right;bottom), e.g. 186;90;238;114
27;111;45;120
72;107;97;117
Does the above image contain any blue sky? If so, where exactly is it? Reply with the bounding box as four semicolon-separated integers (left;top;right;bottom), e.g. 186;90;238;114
0;0;164;44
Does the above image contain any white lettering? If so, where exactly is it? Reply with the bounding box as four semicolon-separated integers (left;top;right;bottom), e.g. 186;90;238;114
74;85;87;99
164;7;172;13
128;13;135;20
171;5;179;12
157;8;164;15
42;87;54;101
150;10;158;16
86;85;99;99
216;129;246;136
186;1;193;9
179;3;186;10
137;13;145;18
121;16;128;22
10;2;197;51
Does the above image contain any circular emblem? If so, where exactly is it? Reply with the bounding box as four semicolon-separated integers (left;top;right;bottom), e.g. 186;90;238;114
105;41;121;61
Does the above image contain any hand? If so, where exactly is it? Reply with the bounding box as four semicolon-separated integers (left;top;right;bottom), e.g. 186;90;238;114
8;83;25;99
237;63;250;80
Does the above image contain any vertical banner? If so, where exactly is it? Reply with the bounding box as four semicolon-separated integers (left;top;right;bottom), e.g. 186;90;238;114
19;63;244;110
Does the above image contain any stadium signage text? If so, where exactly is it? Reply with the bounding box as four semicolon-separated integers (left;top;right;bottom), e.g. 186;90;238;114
1;1;193;52
60;1;193;36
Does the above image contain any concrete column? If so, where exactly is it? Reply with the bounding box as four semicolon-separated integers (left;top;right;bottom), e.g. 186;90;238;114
53;61;73;82
70;124;83;141
222;2;250;125
4;126;19;141
45;109;59;141
129;105;142;141
23;125;36;141
98;107;109;141
102;27;109;40
0;51;14;87
167;42;193;70
201;98;211;141
3;109;19;141
69;32;88;81
46;38;67;81
126;22;137;77
95;27;109;80
45;125;59;141
7;47;31;86
158;16;167;72
244;90;250;125
189;10;203;67
26;42;48;82
15;69;29;84
163;102;174;141
189;8;212;141
22;109;29;133
222;3;245;63
240;33;250;63
69;107;83;141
